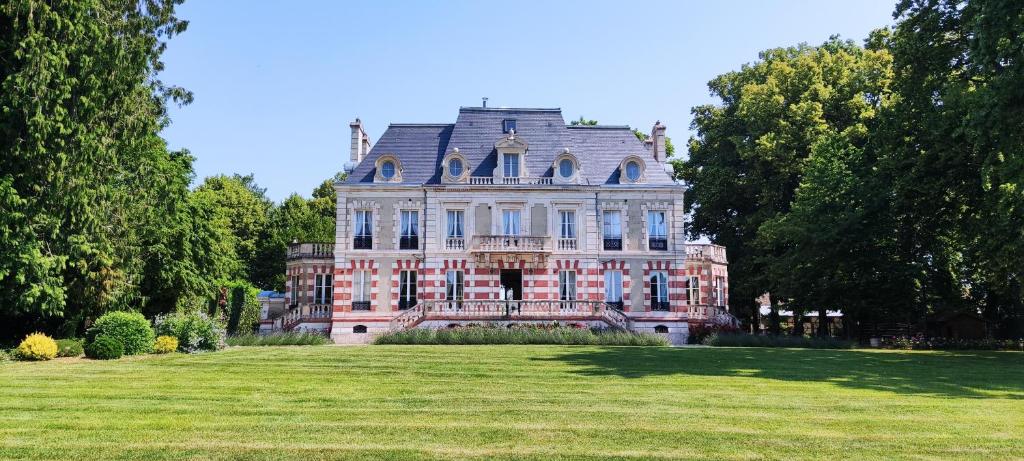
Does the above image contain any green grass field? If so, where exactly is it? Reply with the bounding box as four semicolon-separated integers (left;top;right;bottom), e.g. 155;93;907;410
2;346;1022;460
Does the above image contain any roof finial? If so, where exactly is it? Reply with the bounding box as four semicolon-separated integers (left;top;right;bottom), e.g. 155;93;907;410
482;97;488;108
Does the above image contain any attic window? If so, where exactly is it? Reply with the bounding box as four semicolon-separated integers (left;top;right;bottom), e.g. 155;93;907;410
503;119;517;133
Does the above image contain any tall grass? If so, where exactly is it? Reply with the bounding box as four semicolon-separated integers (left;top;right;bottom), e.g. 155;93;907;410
704;332;856;349
374;326;669;346
226;332;330;347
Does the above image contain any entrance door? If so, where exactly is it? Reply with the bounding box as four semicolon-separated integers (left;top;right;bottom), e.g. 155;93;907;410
500;269;523;302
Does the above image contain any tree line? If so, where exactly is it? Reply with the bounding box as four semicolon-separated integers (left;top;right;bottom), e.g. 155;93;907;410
681;0;1024;338
0;1;335;342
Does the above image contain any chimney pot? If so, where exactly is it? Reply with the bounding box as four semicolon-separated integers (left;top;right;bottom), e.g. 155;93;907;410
651;121;667;162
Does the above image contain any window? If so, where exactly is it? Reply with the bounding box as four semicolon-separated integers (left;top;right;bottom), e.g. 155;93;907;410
654;325;669;334
352;325;367;334
446;210;464;238
353;210;372;249
650;271;669;311
289;275;301;306
713;276;725;307
625;161;641;181
648;211;667;250
381;161;396;179
449;158;463;176
604;270;623;305
559;270;577;302
399;270;417;310
503;119;517;133
352;270;371;310
314;273;333;304
445;270;464;309
559;159;574;178
503;153;520;177
559;211;576;239
502;210;521;235
399;210;419;250
602;210;622;250
685;276;699;305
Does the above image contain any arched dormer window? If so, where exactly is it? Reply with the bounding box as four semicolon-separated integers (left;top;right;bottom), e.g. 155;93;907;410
374;155;403;183
492;132;529;180
442;148;470;183
553;148;580;184
619;155;647;184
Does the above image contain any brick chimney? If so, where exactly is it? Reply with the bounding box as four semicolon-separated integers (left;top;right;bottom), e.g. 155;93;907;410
651;120;667;163
349;118;370;164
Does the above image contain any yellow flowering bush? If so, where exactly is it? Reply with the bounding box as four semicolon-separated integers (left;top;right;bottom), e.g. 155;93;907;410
153;335;179;354
16;333;58;361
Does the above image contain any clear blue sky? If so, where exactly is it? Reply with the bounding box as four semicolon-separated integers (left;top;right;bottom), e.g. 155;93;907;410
160;0;897;202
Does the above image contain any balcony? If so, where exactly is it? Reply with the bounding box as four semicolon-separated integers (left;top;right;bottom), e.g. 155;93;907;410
556;237;577;251
471;235;550;253
399;235;419;250
352;235;372;250
468;176;554;186
651;301;670;311
648;237;668;251
684;243;728;264
444;237;466;251
287;242;333;260
389;300;630;331
280;304;332;330
603;238;622;251
351;301;371;311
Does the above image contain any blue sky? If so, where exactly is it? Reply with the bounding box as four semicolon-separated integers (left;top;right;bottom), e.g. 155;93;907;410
160;0;898;201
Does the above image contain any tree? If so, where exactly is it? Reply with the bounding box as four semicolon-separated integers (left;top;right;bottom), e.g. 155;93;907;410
192;174;273;281
681;37;894;331
570;116;598;126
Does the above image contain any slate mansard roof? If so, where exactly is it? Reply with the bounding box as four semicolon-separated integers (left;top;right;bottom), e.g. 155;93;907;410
344;107;677;186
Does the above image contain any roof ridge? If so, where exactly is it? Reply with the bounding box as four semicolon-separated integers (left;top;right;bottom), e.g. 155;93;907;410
566;125;632;130
459;107;562;112
388;123;454;127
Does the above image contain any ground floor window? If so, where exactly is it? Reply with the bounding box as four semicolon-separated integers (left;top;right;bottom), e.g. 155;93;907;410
604;270;623;305
445;270;464;309
713;276;725;307
290;275;301;305
650;271;669;311
559;270;577;302
399;270;417;310
352;270;371;310
314;273;332;304
685;276;699;305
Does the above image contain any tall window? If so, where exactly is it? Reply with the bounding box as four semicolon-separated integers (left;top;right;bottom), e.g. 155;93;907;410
714;276;725;307
602;210;622;250
648;210;667;250
314;274;333;304
289;275;301;306
445;270;464;309
354;210;372;249
650;271;669;310
559;270;577;302
502;210;521;235
399;270;417;310
399;210;419;250
559;211;576;239
503;153;520;177
685;276;700;305
446;210;464;238
352;270;371;310
604;270;623;305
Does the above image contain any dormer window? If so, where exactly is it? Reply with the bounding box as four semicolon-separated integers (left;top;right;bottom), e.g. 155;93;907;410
559;159;574;178
503;119;517;133
381;161;396;179
449;158;463;176
374;154;403;183
503;153;520;177
618;155;647;184
625;161;640;181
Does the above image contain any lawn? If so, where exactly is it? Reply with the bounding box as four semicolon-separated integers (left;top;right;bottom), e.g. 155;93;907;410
1;346;1022;460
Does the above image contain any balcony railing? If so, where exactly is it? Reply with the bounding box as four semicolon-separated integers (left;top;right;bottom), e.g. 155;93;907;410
389;300;625;331
352;235;372;250
287;242;333;260
651;301;670;311
468;176;554;186
280;304;332;330
444;237;465;251
471;235;550;252
556;237;577;251
603;238;622;251
683;243;728;263
399;235;419;250
649;237;668;251
351;301;371;311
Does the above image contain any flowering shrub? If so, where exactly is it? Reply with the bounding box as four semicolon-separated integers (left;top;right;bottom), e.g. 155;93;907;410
86;311;155;355
153;336;179;354
881;335;1024;351
154;311;225;353
16;333;59;361
55;339;84;357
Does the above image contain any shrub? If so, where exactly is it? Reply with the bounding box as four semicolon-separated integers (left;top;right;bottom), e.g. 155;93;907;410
703;332;856;349
880;335;1024;351
15;333;59;361
154;311;225;353
85;335;124;360
687;322;740;344
374;325;669;346
55;339;84;357
86;311;155;355
153;336;179;354
226;331;331;346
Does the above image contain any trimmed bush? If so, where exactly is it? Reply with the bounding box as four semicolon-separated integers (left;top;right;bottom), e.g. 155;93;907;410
55;339;85;357
153;336;179;354
374;325;669;346
16;333;59;361
226;331;331;347
703;332;856;349
154;311;225;353
881;336;1024;351
86;311;155;355
85;335;124;360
